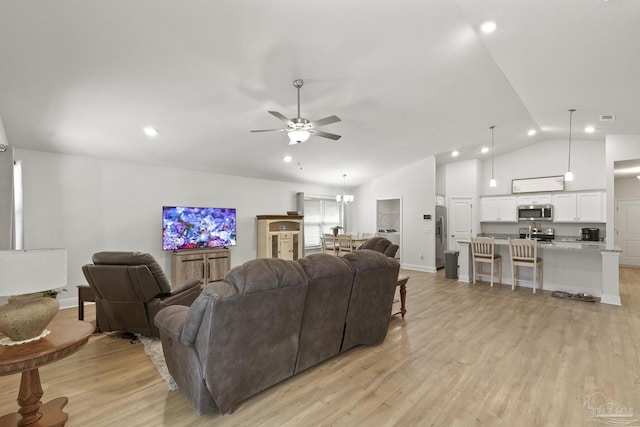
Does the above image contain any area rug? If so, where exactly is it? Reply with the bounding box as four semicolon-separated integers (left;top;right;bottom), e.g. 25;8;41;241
136;335;179;391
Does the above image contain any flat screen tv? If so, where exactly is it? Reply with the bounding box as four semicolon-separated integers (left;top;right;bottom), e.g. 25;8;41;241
162;206;237;250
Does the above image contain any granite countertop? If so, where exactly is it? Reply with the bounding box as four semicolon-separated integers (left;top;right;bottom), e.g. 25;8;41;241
460;238;621;253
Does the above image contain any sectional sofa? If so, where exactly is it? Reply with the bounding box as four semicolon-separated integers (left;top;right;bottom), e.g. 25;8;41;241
154;250;400;415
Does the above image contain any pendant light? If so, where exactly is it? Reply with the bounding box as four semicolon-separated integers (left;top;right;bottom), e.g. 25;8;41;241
489;125;497;187
336;174;354;204
565;109;576;182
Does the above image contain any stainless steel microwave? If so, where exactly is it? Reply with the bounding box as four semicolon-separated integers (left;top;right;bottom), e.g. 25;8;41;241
517;204;553;221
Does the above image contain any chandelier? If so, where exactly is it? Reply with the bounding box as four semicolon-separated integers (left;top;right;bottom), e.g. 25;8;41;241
336;174;354;204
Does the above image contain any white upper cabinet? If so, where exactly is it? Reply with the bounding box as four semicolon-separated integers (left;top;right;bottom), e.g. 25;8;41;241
552;192;604;222
516;194;552;206
480;196;517;222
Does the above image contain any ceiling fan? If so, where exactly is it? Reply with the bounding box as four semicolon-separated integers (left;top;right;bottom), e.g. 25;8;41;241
250;79;341;145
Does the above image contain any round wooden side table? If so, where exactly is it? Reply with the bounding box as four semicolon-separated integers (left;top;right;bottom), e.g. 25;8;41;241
0;318;94;427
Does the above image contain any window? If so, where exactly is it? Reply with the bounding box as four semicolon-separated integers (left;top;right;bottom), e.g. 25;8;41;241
303;196;340;248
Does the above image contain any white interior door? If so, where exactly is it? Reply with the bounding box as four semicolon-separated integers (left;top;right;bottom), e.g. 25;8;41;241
616;199;640;267
449;197;473;252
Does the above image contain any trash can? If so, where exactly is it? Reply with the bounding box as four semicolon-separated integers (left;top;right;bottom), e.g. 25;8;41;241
444;250;459;279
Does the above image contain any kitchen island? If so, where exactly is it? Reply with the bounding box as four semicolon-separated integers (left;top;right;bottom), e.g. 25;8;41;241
457;239;622;305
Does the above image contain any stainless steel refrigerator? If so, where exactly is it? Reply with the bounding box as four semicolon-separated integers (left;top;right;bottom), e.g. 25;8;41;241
435;205;447;269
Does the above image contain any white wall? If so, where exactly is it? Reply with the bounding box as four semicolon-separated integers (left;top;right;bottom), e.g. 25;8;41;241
435;163;445;196
605;135;640;242
480;139;606;195
15;148;340;307
444;159;480;198
615;177;640;200
444;159;480;240
352;157;436;272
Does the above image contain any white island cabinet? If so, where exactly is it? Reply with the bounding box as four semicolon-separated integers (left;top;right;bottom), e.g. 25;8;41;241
456;239;621;305
552;192;604;222
480;196;517;222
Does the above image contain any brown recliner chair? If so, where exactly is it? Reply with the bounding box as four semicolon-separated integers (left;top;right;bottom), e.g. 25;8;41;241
357;236;399;258
81;251;201;337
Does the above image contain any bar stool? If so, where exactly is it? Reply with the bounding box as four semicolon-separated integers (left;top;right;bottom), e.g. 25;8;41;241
470;237;502;287
508;238;543;293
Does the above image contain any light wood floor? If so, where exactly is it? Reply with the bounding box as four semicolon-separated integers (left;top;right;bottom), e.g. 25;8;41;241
1;268;639;427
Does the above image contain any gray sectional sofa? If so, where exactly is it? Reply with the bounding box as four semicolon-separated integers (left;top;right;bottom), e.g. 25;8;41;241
154;249;400;415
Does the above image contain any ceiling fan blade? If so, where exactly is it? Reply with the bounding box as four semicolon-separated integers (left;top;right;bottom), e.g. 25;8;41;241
312;130;342;140
308;115;341;127
250;128;287;133
268;111;294;125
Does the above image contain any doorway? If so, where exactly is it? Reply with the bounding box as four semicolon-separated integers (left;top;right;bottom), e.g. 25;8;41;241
376;197;401;259
616;199;640;267
448;197;473;252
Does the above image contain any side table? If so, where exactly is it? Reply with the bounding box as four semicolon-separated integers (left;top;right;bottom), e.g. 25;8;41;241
0;318;94;426
77;285;100;333
393;274;409;318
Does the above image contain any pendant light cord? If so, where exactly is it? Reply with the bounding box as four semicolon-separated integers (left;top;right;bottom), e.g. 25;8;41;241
490;125;495;179
342;174;347;197
567;109;575;172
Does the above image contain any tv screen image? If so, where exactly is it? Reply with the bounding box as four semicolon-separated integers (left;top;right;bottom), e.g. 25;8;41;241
162;206;237;250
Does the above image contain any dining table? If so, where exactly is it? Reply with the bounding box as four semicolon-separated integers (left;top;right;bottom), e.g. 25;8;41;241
321;235;371;255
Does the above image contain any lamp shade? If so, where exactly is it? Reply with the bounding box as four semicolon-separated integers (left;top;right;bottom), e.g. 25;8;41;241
0;249;67;296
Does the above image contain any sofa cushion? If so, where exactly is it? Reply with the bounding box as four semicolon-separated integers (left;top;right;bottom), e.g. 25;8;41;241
340;249;400;351
295;254;354;373
225;258;308;294
194;258;309;414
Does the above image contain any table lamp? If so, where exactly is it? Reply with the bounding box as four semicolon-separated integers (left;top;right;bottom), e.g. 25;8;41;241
0;249;67;343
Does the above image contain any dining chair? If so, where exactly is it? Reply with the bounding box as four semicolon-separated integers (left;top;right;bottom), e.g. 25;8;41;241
322;233;338;255
470;237;502;287
508;238;543;293
337;234;354;256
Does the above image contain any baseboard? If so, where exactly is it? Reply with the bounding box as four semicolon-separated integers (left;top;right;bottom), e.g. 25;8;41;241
58;297;79;310
600;294;622;306
401;263;437;273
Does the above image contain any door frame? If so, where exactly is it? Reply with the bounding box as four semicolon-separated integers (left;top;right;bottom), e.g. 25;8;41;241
376;196;403;260
448;196;474;252
616;198;640;267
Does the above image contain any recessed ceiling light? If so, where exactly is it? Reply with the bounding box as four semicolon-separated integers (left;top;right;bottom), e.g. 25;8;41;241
527;129;537;136
143;127;159;137
481;147;489;154
452;150;460;157
585;126;595;133
480;21;497;34
283;155;292;162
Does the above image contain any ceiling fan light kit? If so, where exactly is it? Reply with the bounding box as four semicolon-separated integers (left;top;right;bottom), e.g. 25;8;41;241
251;79;341;144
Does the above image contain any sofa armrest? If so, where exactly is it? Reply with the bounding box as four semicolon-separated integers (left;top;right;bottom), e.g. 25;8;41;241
154;305;190;342
168;278;201;295
177;281;238;345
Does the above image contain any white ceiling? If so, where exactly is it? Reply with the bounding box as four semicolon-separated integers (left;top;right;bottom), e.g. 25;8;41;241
1;0;639;187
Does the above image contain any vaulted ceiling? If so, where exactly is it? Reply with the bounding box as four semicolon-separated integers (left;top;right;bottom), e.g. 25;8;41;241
1;1;638;186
